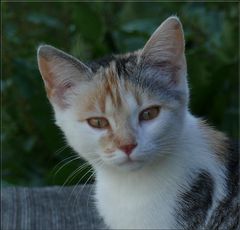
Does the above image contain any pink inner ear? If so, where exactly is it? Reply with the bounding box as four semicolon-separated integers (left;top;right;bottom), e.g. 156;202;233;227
141;17;185;66
51;81;75;109
56;81;74;95
64;81;73;89
38;56;76;109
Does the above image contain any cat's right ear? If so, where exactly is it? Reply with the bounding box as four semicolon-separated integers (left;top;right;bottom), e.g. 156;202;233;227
37;45;92;109
140;16;186;71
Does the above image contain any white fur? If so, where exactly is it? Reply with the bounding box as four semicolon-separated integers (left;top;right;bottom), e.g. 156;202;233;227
54;96;226;229
38;16;227;229
94;113;226;229
50;55;227;228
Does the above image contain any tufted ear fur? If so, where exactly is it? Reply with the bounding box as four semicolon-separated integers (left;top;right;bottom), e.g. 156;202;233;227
37;45;92;109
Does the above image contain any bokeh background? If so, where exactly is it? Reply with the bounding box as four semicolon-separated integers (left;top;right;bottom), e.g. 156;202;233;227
2;2;239;186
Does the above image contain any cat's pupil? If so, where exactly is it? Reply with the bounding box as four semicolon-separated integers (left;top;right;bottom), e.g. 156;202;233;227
97;120;100;127
144;111;150;119
87;117;109;129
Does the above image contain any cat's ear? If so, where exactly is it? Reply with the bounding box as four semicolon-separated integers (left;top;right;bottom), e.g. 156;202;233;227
141;16;185;68
37;45;92;109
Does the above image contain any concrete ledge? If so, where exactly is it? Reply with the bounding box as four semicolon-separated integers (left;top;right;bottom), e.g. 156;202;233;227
1;185;106;230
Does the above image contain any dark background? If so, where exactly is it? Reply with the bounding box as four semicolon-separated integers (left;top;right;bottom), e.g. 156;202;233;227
2;2;239;186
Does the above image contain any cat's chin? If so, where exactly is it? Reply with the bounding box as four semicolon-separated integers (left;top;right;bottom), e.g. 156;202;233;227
114;158;146;172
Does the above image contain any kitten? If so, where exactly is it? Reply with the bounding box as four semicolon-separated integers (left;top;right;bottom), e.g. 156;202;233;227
37;16;239;229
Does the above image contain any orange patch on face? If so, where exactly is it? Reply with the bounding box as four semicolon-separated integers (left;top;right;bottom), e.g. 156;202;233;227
76;63;142;153
113;133;136;149
100;119;137;154
77;86;99;114
102;64;122;110
100;129;121;154
77;61;145;120
86;63;123;113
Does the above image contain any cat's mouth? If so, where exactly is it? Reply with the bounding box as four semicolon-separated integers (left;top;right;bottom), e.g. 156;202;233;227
116;157;145;171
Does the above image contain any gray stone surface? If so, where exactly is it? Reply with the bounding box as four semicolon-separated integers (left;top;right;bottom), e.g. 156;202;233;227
1;185;106;230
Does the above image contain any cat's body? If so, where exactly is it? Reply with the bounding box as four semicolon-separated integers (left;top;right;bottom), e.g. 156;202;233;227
37;17;239;229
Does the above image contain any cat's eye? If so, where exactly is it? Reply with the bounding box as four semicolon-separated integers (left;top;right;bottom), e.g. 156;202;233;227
139;106;160;122
87;117;110;129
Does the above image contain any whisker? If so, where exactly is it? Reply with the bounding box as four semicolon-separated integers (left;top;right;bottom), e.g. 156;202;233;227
69;158;103;208
59;155;100;189
86;160;104;212
54;155;82;177
69;166;95;205
53;144;69;156
59;161;91;192
52;155;80;176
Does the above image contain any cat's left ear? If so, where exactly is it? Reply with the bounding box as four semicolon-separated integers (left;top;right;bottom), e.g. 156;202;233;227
141;16;186;69
37;45;92;109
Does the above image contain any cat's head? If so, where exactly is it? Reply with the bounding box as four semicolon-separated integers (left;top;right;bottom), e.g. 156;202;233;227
37;16;189;172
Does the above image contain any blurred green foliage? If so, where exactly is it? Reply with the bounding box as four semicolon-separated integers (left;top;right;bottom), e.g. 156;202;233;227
2;2;239;186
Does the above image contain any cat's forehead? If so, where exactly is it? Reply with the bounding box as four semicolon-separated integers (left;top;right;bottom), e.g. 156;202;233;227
74;52;184;121
75;61;149;120
89;61;143;113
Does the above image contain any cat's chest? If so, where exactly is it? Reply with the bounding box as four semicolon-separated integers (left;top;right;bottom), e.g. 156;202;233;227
95;176;180;229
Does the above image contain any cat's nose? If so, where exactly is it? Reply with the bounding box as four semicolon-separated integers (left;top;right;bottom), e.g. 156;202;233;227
119;143;137;156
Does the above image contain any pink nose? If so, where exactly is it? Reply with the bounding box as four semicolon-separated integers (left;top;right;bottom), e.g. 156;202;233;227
119;143;137;156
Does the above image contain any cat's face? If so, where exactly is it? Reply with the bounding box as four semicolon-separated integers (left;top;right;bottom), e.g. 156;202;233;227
37;17;189;172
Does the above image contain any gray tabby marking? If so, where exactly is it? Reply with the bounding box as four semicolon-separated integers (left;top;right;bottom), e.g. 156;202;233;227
176;171;213;229
176;141;239;229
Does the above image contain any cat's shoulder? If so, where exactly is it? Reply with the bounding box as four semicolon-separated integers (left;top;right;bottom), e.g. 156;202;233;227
207;136;239;229
206;139;239;229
